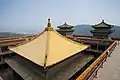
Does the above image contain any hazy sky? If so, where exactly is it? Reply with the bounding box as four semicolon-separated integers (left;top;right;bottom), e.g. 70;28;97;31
0;0;120;33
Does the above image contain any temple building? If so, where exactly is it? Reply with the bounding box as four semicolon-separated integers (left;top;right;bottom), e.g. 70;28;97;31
4;19;93;80
90;20;114;38
56;22;74;36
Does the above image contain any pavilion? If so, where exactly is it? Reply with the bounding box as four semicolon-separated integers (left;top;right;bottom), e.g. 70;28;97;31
90;20;114;38
57;22;74;36
5;19;93;80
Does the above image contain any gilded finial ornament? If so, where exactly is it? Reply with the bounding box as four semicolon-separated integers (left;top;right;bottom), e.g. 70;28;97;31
47;18;51;27
45;18;53;31
102;19;104;22
65;22;67;24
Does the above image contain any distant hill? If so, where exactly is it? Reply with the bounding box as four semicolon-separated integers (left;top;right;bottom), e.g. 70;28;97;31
73;25;120;38
73;25;92;36
0;32;26;38
1;25;120;38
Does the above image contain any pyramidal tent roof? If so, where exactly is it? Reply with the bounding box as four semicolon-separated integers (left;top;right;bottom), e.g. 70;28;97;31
57;22;74;28
10;19;88;68
93;20;113;27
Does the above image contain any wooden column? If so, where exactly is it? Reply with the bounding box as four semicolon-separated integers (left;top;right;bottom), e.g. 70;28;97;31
0;48;2;55
89;45;91;49
96;45;99;51
105;46;107;50
82;50;84;54
0;48;1;61
0;56;3;61
0;48;3;62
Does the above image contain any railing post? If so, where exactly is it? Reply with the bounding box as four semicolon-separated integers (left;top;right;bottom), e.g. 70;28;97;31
104;56;107;62
101;62;103;68
94;71;98;78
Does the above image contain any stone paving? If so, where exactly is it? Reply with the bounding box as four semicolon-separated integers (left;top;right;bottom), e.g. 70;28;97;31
94;42;120;80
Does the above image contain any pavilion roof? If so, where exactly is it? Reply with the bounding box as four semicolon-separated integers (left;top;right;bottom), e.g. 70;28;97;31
93;20;113;28
57;22;74;28
9;19;88;68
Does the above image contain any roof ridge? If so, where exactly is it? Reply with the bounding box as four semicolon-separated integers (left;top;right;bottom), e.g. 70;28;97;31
44;19;52;69
53;29;85;46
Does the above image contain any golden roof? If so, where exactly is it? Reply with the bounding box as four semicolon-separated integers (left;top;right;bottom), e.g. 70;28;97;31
10;19;88;68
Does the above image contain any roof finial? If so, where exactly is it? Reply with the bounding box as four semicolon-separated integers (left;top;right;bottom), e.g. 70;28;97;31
65;22;67;24
45;18;53;31
47;18;51;27
102;19;104;22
